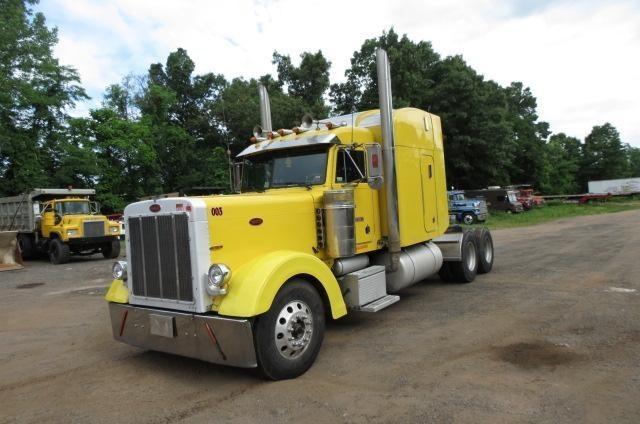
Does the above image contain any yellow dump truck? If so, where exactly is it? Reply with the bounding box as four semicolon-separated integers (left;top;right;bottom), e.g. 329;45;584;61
0;188;121;264
105;49;495;380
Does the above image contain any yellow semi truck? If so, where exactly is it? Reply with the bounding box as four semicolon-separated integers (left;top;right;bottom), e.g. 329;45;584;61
0;188;121;264
105;49;495;380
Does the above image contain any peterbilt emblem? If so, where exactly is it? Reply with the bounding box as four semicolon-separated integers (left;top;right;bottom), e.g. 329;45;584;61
149;204;161;213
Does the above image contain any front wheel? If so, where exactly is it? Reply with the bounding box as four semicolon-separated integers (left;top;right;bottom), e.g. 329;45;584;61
462;212;476;225
102;238;121;259
254;279;325;380
49;239;70;265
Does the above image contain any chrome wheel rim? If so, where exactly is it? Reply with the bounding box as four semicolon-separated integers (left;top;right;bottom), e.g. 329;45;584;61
274;300;313;359
466;242;477;271
463;215;474;225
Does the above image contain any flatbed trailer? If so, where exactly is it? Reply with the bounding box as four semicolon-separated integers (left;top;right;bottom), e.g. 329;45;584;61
541;193;611;204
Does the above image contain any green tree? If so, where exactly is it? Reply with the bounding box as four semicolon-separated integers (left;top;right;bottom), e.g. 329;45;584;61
624;144;640;177
331;29;517;188
580;123;629;188
504;82;550;187
541;133;581;194
0;0;87;195
272;50;331;118
136;48;231;192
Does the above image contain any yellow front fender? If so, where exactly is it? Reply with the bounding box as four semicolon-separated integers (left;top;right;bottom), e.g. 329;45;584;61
217;250;347;319
105;279;129;304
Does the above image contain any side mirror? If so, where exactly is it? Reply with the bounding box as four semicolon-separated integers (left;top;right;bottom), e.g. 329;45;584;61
232;162;243;193
365;144;384;190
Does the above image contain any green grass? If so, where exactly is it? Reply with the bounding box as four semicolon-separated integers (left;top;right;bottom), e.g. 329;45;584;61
477;196;640;229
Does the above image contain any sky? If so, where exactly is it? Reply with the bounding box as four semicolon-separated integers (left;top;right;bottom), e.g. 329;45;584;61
36;0;640;146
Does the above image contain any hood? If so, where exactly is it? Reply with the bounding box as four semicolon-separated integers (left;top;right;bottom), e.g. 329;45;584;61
202;190;321;271
62;215;107;226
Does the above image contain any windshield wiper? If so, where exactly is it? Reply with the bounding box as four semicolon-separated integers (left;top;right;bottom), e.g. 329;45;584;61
272;182;313;190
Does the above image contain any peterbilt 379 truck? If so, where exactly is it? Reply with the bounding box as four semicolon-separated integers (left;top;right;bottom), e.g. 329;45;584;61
0;188;121;264
105;49;495;380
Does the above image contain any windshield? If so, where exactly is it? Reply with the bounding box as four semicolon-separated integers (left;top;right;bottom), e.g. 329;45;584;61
508;193;518;203
241;147;329;191
55;201;91;215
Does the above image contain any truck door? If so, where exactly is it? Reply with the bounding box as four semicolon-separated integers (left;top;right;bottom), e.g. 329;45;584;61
334;148;375;249
421;155;438;233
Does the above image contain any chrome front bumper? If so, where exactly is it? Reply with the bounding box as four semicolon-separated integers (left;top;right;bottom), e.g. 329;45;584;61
108;303;257;368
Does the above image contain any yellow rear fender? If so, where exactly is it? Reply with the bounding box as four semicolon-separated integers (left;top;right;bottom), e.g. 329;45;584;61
217;250;347;319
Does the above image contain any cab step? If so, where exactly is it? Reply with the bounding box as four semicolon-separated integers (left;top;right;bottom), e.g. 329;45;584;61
355;294;400;312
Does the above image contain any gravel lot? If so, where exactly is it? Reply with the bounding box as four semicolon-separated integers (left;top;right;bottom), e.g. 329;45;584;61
1;210;639;423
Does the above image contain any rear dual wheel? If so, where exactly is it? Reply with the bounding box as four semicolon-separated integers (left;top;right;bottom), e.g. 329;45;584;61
17;234;34;260
473;227;494;274
439;228;494;283
439;230;478;283
254;279;325;380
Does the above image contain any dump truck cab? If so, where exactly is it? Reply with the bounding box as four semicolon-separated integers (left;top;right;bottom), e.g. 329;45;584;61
105;49;495;380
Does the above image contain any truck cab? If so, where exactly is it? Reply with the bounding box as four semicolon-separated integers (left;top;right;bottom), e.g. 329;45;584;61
448;190;488;224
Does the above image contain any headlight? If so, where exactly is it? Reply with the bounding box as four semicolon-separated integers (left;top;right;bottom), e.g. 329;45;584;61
206;264;230;296
110;226;119;233
112;261;128;281
66;229;78;236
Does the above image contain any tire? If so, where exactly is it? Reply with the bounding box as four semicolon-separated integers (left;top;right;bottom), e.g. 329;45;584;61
17;234;34;260
473;227;494;274
438;262;455;282
49;238;70;265
444;230;478;283
254;279;325;380
102;238;121;259
462;212;476;225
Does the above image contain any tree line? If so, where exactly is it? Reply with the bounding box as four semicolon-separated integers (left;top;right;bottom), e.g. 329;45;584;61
1;0;639;211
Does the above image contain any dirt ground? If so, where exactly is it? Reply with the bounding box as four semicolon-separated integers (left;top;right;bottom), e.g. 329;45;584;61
1;210;639;424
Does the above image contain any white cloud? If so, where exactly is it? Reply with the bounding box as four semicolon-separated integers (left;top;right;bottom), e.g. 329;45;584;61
38;0;640;146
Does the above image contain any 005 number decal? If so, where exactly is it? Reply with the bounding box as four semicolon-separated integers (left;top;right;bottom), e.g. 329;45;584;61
211;207;223;216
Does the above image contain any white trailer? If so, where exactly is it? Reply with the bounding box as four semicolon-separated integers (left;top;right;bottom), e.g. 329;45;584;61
588;178;640;195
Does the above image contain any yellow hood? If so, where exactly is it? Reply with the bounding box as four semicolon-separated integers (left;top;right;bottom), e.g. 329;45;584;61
202;190;321;271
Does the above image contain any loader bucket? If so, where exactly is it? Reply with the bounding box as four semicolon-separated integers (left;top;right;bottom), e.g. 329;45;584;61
0;231;23;271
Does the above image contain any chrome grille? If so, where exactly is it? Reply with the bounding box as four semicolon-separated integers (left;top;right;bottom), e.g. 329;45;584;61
83;221;105;237
478;202;488;215
128;214;193;302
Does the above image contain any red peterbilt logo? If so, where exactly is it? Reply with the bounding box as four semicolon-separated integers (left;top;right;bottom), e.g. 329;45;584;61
211;207;223;216
149;204;161;213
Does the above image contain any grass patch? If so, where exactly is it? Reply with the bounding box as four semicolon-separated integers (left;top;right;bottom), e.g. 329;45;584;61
479;197;640;229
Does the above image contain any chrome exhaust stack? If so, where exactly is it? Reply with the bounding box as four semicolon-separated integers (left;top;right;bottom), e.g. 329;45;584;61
258;83;273;133
376;48;401;271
